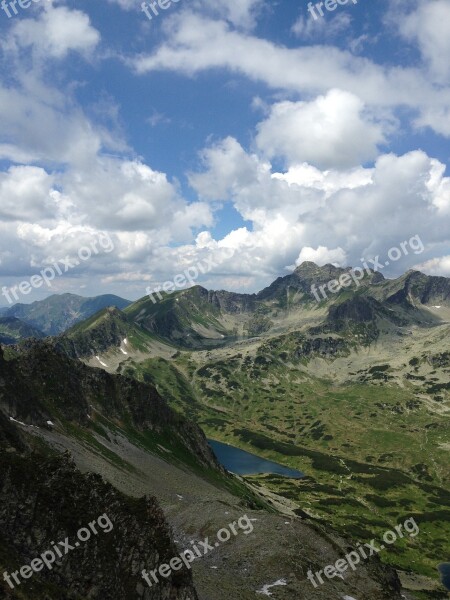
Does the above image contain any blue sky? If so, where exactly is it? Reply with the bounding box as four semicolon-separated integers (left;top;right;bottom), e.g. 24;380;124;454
0;0;449;305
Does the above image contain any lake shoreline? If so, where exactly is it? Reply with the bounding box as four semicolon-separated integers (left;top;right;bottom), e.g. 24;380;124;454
208;438;305;479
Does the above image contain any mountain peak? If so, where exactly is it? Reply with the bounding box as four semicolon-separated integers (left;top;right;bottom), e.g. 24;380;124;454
293;261;346;279
294;260;318;270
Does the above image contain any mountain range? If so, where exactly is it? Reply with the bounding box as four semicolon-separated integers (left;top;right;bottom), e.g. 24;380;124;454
0;292;131;337
1;263;449;599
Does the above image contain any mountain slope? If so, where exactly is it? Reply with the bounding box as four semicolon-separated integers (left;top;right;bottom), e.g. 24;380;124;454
0;423;198;600
5;293;131;335
0;316;45;345
57;305;158;358
118;263;448;351
124;287;231;348
0;341;219;472
373;270;450;308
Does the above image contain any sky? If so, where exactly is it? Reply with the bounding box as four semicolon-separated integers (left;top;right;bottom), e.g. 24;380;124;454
0;0;449;305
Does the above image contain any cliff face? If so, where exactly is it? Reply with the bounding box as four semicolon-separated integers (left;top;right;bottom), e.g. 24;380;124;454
0;442;197;599
0;343;203;599
0;341;220;472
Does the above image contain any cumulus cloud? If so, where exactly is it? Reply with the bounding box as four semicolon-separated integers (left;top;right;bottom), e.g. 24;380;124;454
396;0;450;84
0;2;216;298
189;136;450;281
131;12;450;138
295;246;347;267
0;166;57;222
1;0;450;301
415;255;450;277
4;4;100;59
255;90;387;169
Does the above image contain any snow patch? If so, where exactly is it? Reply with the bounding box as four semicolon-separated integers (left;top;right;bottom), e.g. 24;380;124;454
46;421;54;426
120;348;128;355
342;596;358;600
95;356;108;367
256;579;287;596
9;416;26;426
433;306;442;309
123;338;128;345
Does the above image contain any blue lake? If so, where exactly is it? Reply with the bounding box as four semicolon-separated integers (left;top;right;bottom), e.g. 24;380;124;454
438;563;450;591
208;439;304;478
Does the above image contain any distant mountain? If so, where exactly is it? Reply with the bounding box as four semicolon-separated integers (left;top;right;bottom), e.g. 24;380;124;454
110;263;450;350
0;316;45;345
372;269;450;307
57;305;157;358
124;286;232;348
4;293;131;336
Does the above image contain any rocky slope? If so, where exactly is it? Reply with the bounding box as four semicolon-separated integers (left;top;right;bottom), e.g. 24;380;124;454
0;410;197;600
0;342;219;472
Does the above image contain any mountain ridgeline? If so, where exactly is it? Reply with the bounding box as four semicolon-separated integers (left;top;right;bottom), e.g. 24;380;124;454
44;263;450;356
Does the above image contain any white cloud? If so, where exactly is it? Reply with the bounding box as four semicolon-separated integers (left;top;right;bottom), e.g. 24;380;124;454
295;246;347;267
1;0;450;301
415;255;450;277
190;137;264;201
255;90;386;169
0;3;214;294
131;12;450;137
4;5;100;59
0;84;103;166
397;0;450;84
189;136;450;280
0;166;57;222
